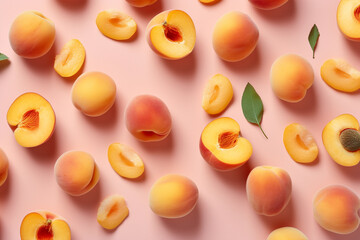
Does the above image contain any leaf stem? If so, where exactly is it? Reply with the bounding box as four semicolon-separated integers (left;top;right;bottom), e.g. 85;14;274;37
258;123;268;139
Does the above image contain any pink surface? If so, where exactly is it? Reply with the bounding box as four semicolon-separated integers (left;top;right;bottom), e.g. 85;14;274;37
1;0;360;239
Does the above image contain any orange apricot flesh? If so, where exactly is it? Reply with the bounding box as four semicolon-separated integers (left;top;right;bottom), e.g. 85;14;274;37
54;39;85;77
97;195;129;230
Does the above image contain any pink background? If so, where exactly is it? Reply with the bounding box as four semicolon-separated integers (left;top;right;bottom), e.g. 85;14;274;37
1;0;360;239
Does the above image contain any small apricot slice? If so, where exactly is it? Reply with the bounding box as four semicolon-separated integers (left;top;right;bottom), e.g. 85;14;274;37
283;123;318;163
96;10;137;40
321;59;360;92
322;114;360;166
97;195;129;230
108;143;144;179
202;74;233;115
54;39;85;77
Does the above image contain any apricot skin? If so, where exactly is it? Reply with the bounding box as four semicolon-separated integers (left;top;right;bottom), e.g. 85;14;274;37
126;0;157;7
71;72;116;117
0;149;9;187
249;0;288;10
266;227;308;240
54;151;100;196
271;54;314;103
246;166;292;216
149;174;199;218
313;185;360;234
9;11;55;59
212;12;259;62
125;95;172;142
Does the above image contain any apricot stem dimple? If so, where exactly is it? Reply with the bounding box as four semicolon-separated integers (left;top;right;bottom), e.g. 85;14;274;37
335;68;351;79
354;5;360;22
209;85;219;104
107;203;119;217
296;134;309;150
119;152;135;167
163;22;183;42
339;128;360;152
218;131;238;149
18;109;39;130
36;219;53;240
109;14;127;28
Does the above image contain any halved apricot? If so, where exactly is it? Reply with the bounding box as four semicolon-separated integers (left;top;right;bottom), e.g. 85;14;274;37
54;39;85;77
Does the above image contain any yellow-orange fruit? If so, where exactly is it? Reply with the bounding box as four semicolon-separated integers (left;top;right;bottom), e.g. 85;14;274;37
0;148;9;186
271;54;314;103
283;123;318;163
149;174;199;218
202;74;233;115
266;227;308;240
249;0;288;10
97;195;129;230
313;185;360;234
246;166;292;216
125;95;172;142
9;11;55;59
96;10;137;41
212;11;259;62
55;151;100;196
126;0;158;7
54;39;85;77
71;72;116;117
337;0;360;41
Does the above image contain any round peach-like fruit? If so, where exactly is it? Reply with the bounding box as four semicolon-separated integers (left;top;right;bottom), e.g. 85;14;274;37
313;185;360;234
9;11;55;59
246;166;292;216
149;174;199;218
125;95;172;142
20;211;71;240
0;148;9;187
71;71;116;117
126;0;158;7
146;10;196;60
267;227;308;240
212;11;259;62
249;0;288;10
55;151;100;196
271;54;314;103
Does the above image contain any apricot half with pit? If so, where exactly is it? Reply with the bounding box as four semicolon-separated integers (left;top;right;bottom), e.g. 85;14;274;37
199;117;252;171
20;211;71;240
146;10;196;60
337;0;360;41
7;92;55;148
322;114;360;166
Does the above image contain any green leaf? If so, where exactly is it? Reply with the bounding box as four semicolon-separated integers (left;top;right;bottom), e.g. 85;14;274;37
0;53;8;61
241;83;268;139
308;24;320;59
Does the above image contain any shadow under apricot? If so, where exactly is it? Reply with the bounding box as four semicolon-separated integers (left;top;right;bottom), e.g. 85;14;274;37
67;180;102;210
253;0;297;22
129;0;164;20
21;44;57;75
56;0;89;11
138;130;174;154
25;129;59;164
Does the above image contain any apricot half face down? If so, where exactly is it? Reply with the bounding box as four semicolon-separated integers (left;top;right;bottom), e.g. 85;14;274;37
283;123;318;164
313;185;360;234
9;11;55;59
125;95;172;142
55;151;100;196
71;71;117;117
266;227;308;240
321;58;360;92
0;148;9;187
108;143;145;179
146;10;196;60
337;0;360;41
271;54;314;103
97;195;129;230
322;114;360;166
199;117;252;171
96;10;137;41
149;174;199;218
54;39;85;78
249;0;288;10
202;74;233;115
246;166;292;216
20;211;71;240
7;93;56;148
212;11;259;62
